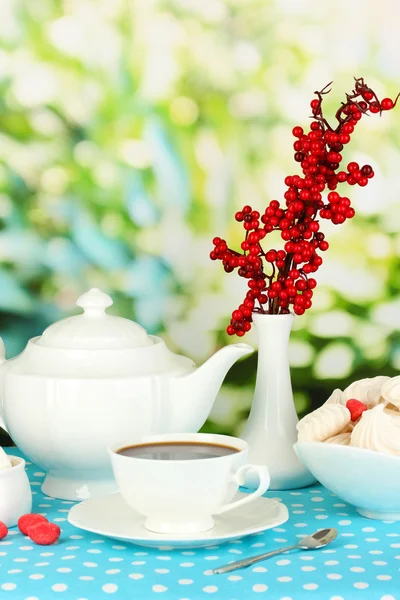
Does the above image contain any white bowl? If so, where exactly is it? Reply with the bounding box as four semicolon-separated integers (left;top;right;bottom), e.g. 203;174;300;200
294;442;400;521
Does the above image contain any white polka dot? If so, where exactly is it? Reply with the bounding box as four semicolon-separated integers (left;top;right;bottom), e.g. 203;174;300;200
228;549;242;554
390;543;400;548
362;527;375;532
204;556;219;561
134;551;147;555
35;562;49;567
315;514;329;519
1;583;17;591
338;520;351;526
178;579;193;585
303;584;318;590
83;562;97;568
251;543;265;548
102;584;118;594
381;596;396;600
344;545;358;549
301;566;316;571
79;576;94;581
87;549;101;554
252;567;267;572
14;558;28;562
155;569;169;574
280;597;294;600
351;567;365;572
327;574;342;580
69;535;83;540
369;550;383;554
7;570;21;574
106;569;120;575
152;585;168;593
180;562;194;567
311;497;324;502
23;597;38;600
377;575;392;581
52;584;68;592
276;559;291;566
203;586;218;594
40;552;54;557
294;522;307;527
330;597;345;600
129;574;144;580
373;561;387;565
57;568;72;573
228;575;242;581
91;540;104;544
29;574;44;580
299;555;314;561
66;546;79;551
112;545;126;550
365;538;379;542
61;556;76;560
252;584;268;592
277;576;292;582
354;583;369;589
348;555;361;559
156;556;171;561
132;560;146;565
325;560;338;566
108;558;123;562
19;546;33;551
274;538;288;543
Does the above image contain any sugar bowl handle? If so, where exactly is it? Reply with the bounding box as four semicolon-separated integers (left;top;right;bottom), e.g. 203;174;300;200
213;464;270;516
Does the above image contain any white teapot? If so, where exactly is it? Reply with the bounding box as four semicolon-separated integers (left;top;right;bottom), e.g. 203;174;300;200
0;288;252;501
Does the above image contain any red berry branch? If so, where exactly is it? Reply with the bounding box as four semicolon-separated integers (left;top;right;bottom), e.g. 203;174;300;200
210;78;398;337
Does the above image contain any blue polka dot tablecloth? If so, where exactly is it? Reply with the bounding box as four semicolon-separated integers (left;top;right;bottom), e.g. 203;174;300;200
1;450;400;600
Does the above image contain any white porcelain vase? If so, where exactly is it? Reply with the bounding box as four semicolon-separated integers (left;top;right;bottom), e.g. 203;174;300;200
241;312;316;490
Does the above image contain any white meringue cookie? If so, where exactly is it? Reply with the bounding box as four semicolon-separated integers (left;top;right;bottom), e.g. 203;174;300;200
344;376;389;408
0;446;12;469
297;404;351;443
325;376;389;409
381;376;400;410
350;404;400;456
325;431;351;445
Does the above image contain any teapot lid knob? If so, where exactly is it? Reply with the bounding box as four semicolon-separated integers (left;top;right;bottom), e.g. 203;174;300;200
76;288;113;317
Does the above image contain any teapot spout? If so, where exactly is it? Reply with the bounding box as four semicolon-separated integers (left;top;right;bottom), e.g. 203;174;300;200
168;343;253;433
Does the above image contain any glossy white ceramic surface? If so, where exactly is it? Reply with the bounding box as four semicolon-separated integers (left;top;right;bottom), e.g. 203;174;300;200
242;313;316;490
109;433;270;534
0;288;253;500
0;456;32;527
68;491;288;548
295;441;400;520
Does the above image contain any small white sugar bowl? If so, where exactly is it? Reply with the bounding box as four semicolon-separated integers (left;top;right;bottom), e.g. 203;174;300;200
0;456;32;527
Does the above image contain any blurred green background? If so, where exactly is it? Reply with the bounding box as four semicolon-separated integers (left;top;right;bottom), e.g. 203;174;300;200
1;0;400;445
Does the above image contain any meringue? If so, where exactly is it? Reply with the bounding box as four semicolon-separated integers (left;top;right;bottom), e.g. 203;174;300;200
297;404;351;443
381;376;400;410
0;446;12;469
325;431;351;445
325;376;390;409
350;404;400;456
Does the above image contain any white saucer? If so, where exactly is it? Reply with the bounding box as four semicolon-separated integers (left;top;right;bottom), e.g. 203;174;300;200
68;492;289;548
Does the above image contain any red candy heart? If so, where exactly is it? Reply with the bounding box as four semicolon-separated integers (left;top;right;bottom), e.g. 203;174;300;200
346;398;367;422
18;514;48;536
28;521;61;546
0;521;8;540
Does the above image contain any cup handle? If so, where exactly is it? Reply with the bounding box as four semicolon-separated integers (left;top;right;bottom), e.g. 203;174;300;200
213;464;270;516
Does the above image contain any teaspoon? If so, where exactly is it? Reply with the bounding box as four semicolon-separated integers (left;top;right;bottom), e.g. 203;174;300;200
212;527;338;574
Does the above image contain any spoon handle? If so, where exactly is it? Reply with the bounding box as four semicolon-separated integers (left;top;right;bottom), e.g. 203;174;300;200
212;544;299;574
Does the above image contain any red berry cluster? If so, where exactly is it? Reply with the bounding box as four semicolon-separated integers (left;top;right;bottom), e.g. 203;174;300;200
210;78;398;336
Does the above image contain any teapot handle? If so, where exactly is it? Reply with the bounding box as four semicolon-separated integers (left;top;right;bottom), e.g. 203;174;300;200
0;338;7;433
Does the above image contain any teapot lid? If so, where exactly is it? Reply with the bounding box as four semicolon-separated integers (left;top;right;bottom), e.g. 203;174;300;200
37;288;154;350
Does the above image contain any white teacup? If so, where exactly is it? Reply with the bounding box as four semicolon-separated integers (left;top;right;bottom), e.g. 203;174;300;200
0;456;32;527
109;433;270;534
